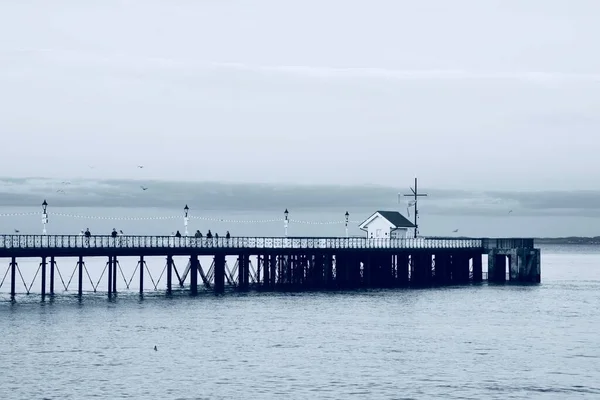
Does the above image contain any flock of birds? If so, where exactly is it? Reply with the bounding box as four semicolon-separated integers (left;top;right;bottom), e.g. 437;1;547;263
54;165;150;195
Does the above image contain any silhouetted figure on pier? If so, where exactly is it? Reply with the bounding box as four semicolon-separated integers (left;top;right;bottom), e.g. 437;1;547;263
175;230;182;238
206;230;213;239
214;232;219;239
154;345;157;351
226;231;230;239
111;228;118;238
194;230;202;238
84;228;91;238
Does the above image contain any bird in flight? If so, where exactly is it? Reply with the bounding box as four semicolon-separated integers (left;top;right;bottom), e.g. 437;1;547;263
452;229;459;233
56;189;65;194
140;186;148;191
14;229;20;233
137;165;144;169
508;210;513;214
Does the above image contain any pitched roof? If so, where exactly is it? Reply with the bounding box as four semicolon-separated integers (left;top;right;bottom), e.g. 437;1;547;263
375;210;415;228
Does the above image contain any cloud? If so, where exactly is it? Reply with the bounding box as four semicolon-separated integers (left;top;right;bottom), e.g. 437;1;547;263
2;178;600;218
7;49;600;85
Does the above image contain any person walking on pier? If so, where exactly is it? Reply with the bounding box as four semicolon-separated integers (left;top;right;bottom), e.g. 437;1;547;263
226;231;230;239
111;228;118;238
175;230;182;238
194;230;202;238
84;228;91;238
206;230;213;239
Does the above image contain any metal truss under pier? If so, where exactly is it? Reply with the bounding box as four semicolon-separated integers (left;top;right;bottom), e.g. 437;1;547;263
0;235;540;299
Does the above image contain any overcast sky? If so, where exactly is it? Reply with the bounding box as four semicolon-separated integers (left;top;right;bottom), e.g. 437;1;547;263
1;0;599;191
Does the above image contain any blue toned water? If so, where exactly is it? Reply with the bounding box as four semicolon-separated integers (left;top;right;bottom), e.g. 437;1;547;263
1;208;600;399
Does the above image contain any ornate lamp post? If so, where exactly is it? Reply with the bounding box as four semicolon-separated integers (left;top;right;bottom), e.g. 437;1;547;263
284;209;289;237
345;211;349;238
184;204;189;236
42;200;48;235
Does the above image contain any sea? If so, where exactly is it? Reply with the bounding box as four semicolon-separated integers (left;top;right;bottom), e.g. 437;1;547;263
1;206;600;399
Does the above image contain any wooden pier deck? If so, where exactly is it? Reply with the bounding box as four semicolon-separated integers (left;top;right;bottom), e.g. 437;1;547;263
0;235;540;299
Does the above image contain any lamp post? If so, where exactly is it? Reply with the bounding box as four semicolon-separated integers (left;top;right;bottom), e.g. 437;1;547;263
284;209;289;237
42;200;48;235
184;204;189;236
345;211;349;238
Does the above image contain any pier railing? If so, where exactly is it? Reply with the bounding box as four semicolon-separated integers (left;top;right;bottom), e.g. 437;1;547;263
0;235;485;250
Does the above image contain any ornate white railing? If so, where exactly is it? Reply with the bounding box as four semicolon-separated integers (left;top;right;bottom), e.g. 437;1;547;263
0;235;485;250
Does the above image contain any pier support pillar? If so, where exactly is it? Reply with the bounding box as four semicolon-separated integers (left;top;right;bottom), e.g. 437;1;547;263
434;253;449;284
50;256;55;295
324;255;334;288
214;254;225;294
166;255;173;294
78;256;83;296
510;248;541;283
112;256;117;294
108;256;113;295
10;256;16;299
270;255;277;289
41;256;47;297
139;256;144;294
472;253;483;283
397;253;409;286
190;255;198;295
411;253;433;286
262;255;269;288
239;254;249;291
488;250;507;283
453;253;470;284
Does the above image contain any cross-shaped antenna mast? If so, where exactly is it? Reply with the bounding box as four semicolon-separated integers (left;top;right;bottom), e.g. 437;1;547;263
403;177;428;238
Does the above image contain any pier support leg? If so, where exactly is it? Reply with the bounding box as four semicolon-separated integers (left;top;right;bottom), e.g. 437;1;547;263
50;256;55;295
488;251;507;283
190;255;198;295
325;255;334;288
166;255;173;294
214;254;225;294
434;253;448;284
511;248;541;283
112;256;117;294
108;256;113;295
262;255;269;288
10;256;16;299
397;254;409;286
453;253;470;284
270;255;277;289
41;256;47;298
78;256;83;296
139;256;144;294
472;254;483;283
336;254;346;289
239;254;249;291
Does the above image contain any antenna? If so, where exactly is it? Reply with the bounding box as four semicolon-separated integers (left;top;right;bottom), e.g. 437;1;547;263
403;177;428;238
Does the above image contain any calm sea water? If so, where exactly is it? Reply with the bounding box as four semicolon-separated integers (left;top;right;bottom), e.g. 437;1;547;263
1;207;600;399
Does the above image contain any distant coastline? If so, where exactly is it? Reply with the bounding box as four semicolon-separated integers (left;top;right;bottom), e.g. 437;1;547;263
535;237;600;245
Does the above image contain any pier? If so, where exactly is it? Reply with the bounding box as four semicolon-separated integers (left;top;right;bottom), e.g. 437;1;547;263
0;235;541;299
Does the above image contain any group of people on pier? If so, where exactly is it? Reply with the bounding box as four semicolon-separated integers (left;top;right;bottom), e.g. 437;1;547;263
78;228;232;239
173;230;231;239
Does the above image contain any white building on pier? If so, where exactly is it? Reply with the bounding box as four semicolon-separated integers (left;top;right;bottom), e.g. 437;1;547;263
358;210;415;239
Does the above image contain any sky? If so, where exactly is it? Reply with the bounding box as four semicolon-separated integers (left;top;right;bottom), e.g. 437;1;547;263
1;0;600;191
